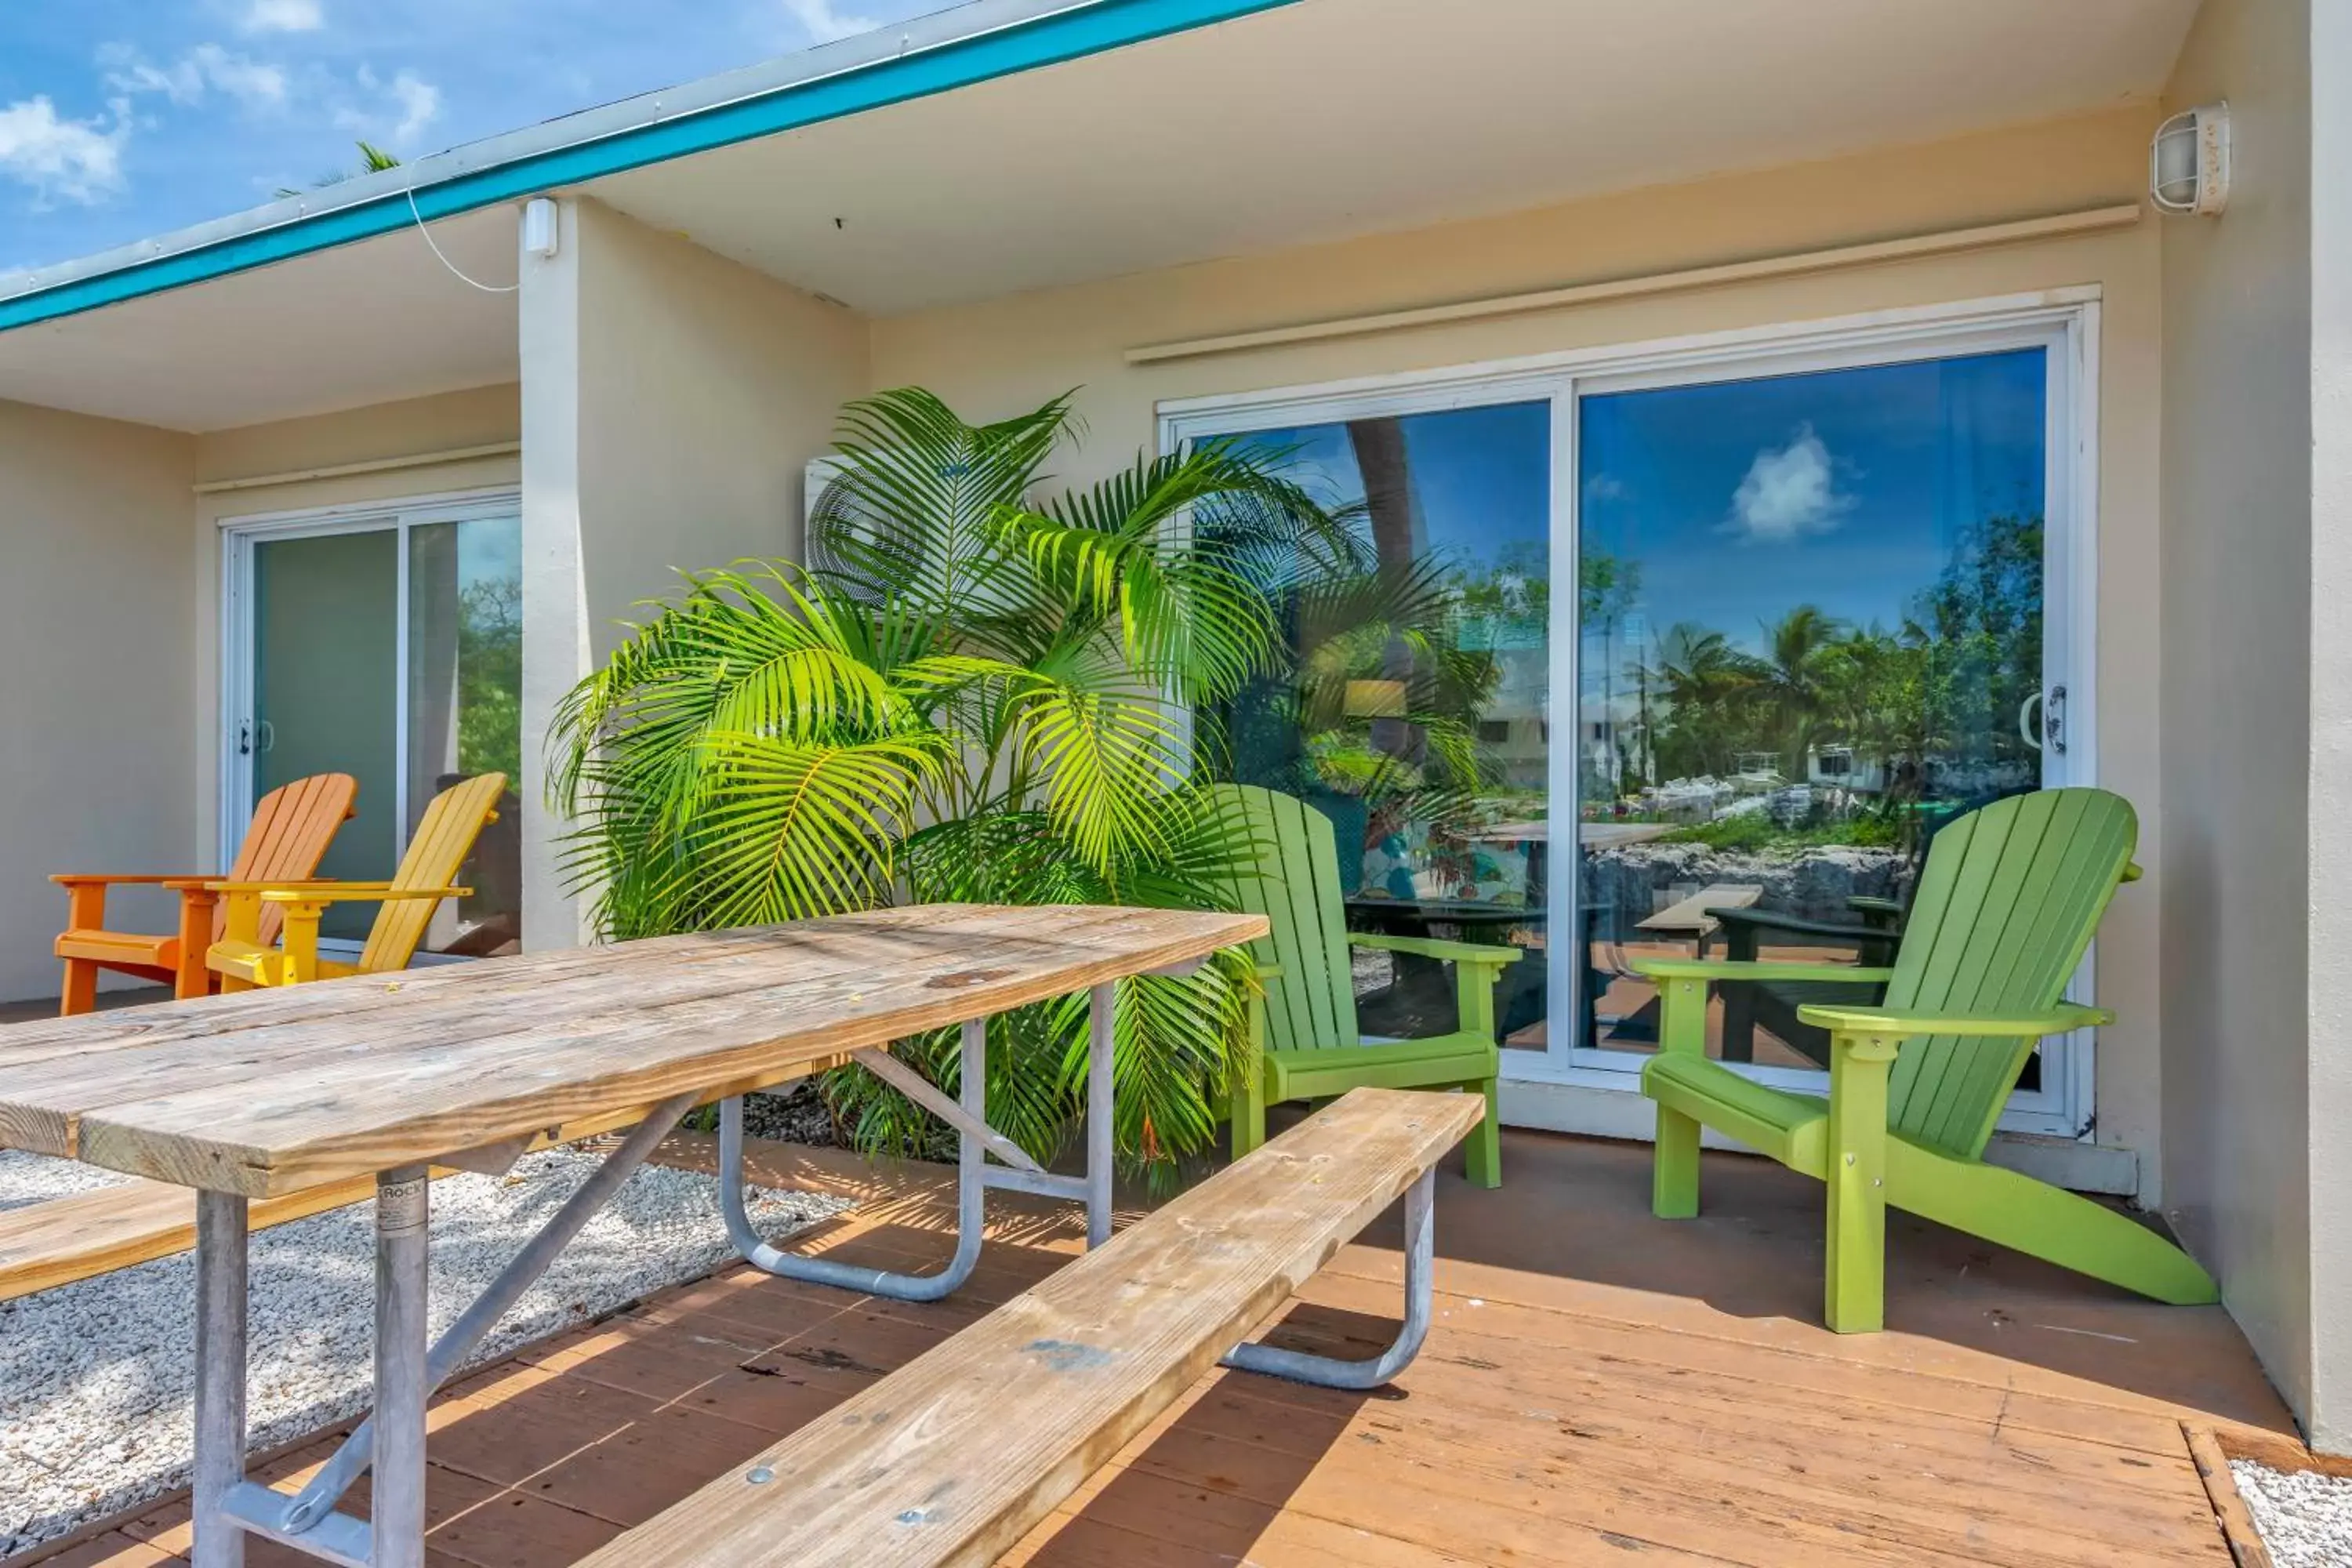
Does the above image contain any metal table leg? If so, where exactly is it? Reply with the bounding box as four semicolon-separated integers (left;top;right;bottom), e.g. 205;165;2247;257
723;982;1126;1300
191;1191;249;1568
371;1164;431;1568
1223;1167;1436;1390
203;1092;699;1566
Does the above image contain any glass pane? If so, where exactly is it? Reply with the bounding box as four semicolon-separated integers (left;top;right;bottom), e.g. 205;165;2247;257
405;516;523;957
252;530;400;941
1574;349;2047;1070
1210;404;1553;1054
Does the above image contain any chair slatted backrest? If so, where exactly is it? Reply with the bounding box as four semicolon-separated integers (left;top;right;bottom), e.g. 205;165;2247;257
227;774;359;949
355;773;507;975
1208;785;1360;1054
1882;788;2136;1159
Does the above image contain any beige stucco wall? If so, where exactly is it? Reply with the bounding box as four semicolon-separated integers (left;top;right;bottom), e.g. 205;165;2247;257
2310;0;2352;1460
185;384;522;870
0;399;197;1004
2157;0;2329;1448
517;198;870;945
871;107;2172;1199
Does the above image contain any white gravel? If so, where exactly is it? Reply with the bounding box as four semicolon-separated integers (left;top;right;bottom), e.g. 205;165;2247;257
0;1150;125;1210
0;1149;848;1557
2232;1459;2352;1567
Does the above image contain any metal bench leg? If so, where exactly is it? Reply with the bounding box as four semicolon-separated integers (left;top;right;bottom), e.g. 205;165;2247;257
191;1191;249;1568
1223;1167;1436;1390
720;1018;987;1303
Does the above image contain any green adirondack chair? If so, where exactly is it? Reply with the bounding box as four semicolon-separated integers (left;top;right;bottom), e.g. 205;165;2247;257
1214;784;1521;1187
1635;787;2219;1332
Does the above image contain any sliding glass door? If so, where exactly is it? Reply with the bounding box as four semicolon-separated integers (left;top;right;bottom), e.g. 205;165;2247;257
1171;303;2091;1136
1569;346;2074;1117
224;495;523;958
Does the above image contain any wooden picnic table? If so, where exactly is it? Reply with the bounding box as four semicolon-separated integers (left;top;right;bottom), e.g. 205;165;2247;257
0;902;1262;1568
1635;883;1765;953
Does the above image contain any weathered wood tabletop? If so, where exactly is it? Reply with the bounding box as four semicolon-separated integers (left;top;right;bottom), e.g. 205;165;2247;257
0;903;1263;1200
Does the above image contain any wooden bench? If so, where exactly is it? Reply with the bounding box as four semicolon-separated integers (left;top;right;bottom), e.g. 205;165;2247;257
575;1084;1479;1568
0;1098;709;1301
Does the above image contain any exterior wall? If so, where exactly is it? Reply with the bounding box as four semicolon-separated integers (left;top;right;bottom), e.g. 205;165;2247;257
518;198;870;946
187;385;522;869
0;400;197;1004
2156;0;2334;1449
2310;0;2352;1461
871;107;2171;1200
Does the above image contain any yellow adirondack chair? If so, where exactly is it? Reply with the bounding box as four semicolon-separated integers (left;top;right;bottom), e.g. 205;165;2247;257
205;772;507;989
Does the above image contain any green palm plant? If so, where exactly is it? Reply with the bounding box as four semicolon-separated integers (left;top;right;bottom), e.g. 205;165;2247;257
551;387;1349;1175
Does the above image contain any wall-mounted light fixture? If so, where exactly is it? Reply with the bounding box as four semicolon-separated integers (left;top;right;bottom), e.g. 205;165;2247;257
522;197;561;259
2151;102;2230;216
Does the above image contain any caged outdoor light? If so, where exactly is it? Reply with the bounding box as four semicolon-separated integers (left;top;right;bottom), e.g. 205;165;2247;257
2151;102;2230;216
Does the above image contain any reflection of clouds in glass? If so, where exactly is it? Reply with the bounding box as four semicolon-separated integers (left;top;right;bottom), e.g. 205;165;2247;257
1725;423;1853;543
1584;473;1626;503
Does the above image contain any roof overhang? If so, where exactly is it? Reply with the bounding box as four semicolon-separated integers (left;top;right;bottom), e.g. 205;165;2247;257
0;0;1299;335
0;0;2198;433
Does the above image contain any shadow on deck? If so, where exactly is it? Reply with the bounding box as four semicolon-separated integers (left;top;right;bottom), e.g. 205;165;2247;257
31;1120;2294;1568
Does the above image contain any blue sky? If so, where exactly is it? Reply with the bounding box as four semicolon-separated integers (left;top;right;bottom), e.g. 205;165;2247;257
0;0;949;274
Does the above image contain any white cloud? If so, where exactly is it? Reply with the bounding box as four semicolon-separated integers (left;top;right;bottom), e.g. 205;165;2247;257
1725;423;1853;544
0;96;128;206
103;44;288;111
336;66;441;149
243;0;324;32
1584;474;1627;503
387;71;438;143
782;0;881;42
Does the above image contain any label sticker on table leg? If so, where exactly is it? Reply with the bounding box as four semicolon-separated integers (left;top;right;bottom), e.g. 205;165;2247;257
378;1176;429;1234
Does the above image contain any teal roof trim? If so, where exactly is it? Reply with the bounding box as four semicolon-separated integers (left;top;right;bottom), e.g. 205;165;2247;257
0;0;1301;335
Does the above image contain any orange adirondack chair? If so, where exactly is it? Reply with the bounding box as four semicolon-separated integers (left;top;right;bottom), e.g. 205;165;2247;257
205;772;506;989
52;773;359;1015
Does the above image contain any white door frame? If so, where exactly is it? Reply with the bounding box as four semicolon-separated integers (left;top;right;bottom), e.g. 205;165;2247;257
216;486;521;893
1160;286;2103;1142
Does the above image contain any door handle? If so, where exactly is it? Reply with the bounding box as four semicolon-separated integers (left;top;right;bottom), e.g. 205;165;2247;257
2019;688;2067;756
256;719;276;755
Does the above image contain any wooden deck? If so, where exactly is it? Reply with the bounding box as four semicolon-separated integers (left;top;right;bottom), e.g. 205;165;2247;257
26;1122;2293;1568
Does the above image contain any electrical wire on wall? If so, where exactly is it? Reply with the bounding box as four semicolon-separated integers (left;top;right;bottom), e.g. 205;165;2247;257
405;184;519;294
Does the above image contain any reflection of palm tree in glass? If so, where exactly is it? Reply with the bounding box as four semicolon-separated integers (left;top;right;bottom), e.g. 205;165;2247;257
1646;624;1761;781
1214;418;1497;882
1759;605;1844;778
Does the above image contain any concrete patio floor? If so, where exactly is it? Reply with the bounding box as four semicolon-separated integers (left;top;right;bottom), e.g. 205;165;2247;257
16;1120;2296;1567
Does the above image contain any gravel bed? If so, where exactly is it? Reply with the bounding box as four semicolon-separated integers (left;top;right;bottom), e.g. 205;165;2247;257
0;1149;848;1557
2232;1460;2352;1567
0;1151;125;1212
738;1080;843;1147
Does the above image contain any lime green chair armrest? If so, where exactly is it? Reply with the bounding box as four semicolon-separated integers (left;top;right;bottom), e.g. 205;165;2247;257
1351;932;1524;967
1630;956;1895;985
1797;1000;2111;1037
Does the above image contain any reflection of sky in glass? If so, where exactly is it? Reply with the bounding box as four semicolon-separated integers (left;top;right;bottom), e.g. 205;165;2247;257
1221;402;1551;577
1579;350;2045;652
457;514;522;592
